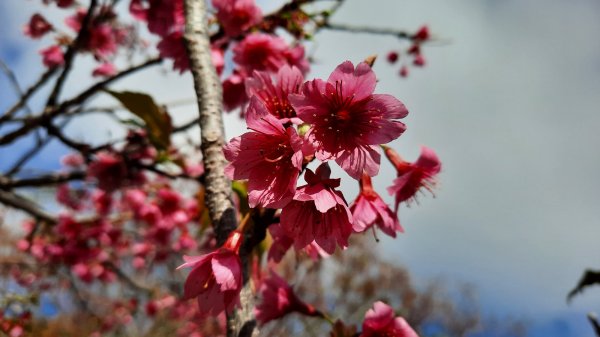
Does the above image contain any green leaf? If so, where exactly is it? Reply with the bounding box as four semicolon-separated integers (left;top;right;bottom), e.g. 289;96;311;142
106;90;172;150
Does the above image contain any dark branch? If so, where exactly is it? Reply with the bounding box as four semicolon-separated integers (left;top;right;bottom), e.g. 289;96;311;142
0;171;85;189
320;22;413;39
0;190;57;224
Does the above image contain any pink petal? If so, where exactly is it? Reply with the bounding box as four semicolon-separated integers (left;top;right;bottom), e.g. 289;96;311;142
327;61;376;102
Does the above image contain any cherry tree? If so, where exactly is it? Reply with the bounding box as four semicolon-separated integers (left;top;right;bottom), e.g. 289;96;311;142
0;0;441;336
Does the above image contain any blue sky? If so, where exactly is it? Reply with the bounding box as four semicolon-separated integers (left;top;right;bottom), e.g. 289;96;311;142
2;0;600;336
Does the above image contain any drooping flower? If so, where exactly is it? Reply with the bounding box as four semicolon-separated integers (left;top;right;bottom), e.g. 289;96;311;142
289;61;408;179
245;65;304;123
177;231;243;317
92;62;117;77
212;0;262;37
224;97;304;208
23;14;53;39
40;45;64;68
384;146;441;210
351;173;403;238
255;271;320;325
280;163;353;254
361;301;418;337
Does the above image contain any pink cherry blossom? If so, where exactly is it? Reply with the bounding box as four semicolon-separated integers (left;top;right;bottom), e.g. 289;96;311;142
289;61;408;179
385;146;441;210
178;231;243;317
40;45;64;68
88;25;118;58
233;33;290;73
267;223;329;263
351;173;403;238
157;31;189;73
23;14;53;39
130;0;185;37
245;65;304;124
223;71;249;111
212;0;262;37
361;301;418;337
280;164;353;254
92;62;117;77
224;97;304;208
255;271;319;325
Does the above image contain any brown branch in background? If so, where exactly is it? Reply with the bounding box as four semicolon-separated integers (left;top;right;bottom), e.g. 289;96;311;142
102;261;154;295
183;1;257;337
0;67;58;124
320;22;413;39
45;0;99;108
0;190;57;224
589;313;600;337
0;58;162;147
0;171;85;190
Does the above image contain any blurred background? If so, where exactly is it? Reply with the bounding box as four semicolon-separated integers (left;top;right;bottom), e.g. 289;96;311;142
1;0;600;336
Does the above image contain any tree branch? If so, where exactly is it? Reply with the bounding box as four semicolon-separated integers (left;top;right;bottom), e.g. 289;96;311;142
0;171;85;190
0;57;162;147
0;190;57;224
183;1;254;337
320;22;413;39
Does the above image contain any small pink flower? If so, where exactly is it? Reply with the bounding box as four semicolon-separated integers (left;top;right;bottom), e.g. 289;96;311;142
60;153;84;167
92;62;117;77
280;163;353;254
64;8;86;32
87;152;128;192
385;146;441;210
351;173;403;238
413;54;425;67
224;97;304;208
223;71;249;111
233;33;289;73
361;301;418;337
211;47;225;76
44;0;74;8
24;14;53;39
178;231;243;317
399;66;409;78
289;61;408;179
255;271;320;325
387;51;399;64
157;31;189;73
245;65;304;124
212;0;262;37
56;184;87;210
40;45;64;68
88;25;118;58
267;223;329;263
413;25;430;41
132;0;185;37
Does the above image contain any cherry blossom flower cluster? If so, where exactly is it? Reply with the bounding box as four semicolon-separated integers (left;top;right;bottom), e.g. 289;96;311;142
10;0;442;336
386;25;431;78
26;1;137;76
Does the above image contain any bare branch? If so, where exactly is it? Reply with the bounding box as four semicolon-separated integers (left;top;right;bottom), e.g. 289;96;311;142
320;22;413;39
0;171;85;189
45;0;99;108
0;67;58;124
0;58;162;147
0;190;57;224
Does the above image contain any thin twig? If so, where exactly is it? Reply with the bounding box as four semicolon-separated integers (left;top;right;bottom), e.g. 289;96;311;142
0;67;58;124
0;58;162;146
45;0;99;108
0;171;85;189
0;190;57;224
320;22;413;39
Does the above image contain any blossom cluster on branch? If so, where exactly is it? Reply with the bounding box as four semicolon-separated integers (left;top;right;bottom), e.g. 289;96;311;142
1;0;440;336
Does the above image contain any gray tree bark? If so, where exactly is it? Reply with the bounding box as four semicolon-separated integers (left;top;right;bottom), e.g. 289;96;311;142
183;1;257;336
